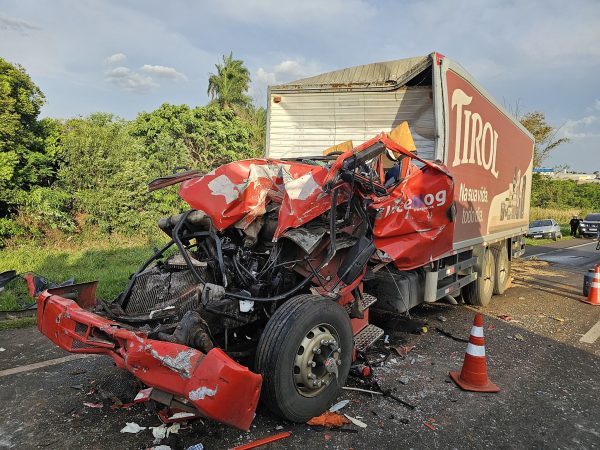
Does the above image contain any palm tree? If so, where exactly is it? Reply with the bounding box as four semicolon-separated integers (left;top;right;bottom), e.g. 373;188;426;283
207;53;251;109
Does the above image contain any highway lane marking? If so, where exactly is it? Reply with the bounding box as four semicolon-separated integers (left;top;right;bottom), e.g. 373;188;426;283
0;354;94;378
580;319;600;344
529;241;597;259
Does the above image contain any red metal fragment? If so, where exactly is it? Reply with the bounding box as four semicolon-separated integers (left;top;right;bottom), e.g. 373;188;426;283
36;290;262;430
229;432;292;450
423;422;437;431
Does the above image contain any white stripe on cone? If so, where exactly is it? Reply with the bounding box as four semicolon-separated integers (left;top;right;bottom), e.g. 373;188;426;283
466;343;486;357
591;282;600;289
470;326;484;337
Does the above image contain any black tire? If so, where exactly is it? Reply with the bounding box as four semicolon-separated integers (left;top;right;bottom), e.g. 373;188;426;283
491;244;511;295
463;249;496;307
255;294;352;422
552;232;557;241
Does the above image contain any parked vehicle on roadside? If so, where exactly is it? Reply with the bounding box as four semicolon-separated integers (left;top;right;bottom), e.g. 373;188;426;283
32;52;534;431
578;213;600;238
527;219;562;240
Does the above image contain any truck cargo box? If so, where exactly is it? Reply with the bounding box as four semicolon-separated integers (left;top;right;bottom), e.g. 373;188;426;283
266;52;534;250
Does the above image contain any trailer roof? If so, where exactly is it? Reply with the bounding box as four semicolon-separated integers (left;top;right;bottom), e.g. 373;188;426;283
270;55;431;92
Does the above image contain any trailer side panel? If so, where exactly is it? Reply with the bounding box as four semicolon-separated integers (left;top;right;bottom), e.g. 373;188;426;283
445;69;534;246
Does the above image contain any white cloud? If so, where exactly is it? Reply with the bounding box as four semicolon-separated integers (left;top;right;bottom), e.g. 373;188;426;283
251;58;321;104
0;13;40;35
561;115;600;139
105;53;127;65
141;64;188;82
105;66;158;93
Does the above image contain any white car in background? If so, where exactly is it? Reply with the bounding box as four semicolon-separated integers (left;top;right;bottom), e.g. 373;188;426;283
527;219;562;240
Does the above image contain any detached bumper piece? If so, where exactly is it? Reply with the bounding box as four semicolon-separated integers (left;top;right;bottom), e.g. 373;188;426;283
36;282;262;430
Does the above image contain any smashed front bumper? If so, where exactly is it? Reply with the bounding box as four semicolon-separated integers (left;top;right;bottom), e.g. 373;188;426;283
36;282;262;430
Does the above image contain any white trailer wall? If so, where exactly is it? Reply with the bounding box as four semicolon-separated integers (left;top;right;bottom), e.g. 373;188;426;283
267;86;435;161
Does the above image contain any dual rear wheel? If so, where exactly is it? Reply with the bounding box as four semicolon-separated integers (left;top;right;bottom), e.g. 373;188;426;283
463;242;511;307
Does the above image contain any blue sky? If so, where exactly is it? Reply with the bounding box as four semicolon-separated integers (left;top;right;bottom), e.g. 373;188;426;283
1;0;599;171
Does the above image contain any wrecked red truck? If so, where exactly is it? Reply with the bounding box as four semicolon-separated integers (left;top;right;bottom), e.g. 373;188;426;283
34;52;534;430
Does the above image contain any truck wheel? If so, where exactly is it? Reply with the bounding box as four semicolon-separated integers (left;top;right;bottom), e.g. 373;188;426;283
552;232;558;241
463;249;496;307
491;244;510;295
255;294;352;422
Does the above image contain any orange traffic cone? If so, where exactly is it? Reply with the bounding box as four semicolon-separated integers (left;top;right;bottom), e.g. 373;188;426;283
583;265;600;306
449;314;500;392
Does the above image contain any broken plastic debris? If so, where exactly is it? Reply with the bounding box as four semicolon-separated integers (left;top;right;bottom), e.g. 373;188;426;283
185;445;204;450
552;317;565;322
83;402;103;408
147;446;172;450
307;411;351;428
383;334;390;344
329;399;350;413
391;345;415;357
169;412;197;420
151;425;167;443
134;387;153;403
437;316;447;322
513;334;524;341
423;421;437;431
344;414;367;428
0;347;5;352
229;431;291;450
120;422;147;434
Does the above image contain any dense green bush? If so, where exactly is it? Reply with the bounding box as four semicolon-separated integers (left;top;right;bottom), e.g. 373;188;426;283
531;174;600;211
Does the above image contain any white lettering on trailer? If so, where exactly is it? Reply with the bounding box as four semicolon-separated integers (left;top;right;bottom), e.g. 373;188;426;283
451;89;499;179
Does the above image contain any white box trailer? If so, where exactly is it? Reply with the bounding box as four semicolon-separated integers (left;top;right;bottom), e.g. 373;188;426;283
266;52;534;308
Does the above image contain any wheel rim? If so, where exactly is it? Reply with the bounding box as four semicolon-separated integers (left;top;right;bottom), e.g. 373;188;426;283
483;253;494;296
497;257;507;288
293;323;342;398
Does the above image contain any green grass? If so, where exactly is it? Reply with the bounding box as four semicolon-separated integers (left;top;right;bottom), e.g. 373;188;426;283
0;235;163;310
0;317;37;330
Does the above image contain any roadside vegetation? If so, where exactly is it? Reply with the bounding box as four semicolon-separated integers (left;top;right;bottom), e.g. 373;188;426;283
0;53;591;323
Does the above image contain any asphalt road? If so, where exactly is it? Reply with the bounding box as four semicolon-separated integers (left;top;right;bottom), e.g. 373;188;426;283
1;252;600;449
524;237;600;269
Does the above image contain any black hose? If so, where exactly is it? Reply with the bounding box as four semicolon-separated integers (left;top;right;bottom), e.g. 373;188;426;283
172;211;208;285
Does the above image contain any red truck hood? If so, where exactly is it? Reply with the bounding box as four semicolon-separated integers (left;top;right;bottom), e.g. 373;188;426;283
179;158;335;240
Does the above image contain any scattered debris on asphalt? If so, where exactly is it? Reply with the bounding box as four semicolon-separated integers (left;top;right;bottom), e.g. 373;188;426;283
83;402;103;408
120;422;146;434
159;409;203;424
342;386;383;396
344;414;367;428
391;344;415;357
423;418;440;431
437;316;447;322
0;347;5;352
435;327;469;343
553;317;565;322
328;399;350;413
185;444;204;450
230;431;291;449
307;411;351;428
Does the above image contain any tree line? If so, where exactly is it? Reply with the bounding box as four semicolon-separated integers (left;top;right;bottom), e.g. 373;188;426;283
0;54;265;245
0;53;583;246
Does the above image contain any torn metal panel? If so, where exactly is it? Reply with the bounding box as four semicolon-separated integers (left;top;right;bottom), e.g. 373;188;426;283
35;288;262;431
